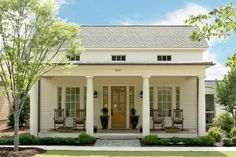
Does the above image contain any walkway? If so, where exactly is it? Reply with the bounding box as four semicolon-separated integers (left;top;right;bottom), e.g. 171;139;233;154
1;145;236;151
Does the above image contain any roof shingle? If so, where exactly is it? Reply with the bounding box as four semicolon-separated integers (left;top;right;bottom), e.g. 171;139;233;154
78;25;209;49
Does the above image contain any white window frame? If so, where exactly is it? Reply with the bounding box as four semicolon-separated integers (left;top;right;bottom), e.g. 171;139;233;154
65;87;80;118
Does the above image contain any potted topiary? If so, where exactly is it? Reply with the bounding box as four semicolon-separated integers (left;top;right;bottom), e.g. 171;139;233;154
130;107;139;129
139;125;142;133
94;125;98;133
100;107;109;129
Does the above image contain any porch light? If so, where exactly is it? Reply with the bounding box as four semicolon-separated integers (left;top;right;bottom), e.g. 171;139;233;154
140;90;143;98
94;91;98;98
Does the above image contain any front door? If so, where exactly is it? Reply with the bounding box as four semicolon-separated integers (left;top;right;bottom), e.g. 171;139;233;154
111;86;126;128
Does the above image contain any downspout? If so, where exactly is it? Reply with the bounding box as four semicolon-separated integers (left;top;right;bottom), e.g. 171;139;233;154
37;80;41;135
197;77;199;136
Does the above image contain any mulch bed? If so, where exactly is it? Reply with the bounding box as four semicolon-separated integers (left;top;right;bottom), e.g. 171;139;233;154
0;147;46;157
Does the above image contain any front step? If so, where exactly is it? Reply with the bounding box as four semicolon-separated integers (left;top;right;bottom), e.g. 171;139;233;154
95;139;141;147
95;133;141;140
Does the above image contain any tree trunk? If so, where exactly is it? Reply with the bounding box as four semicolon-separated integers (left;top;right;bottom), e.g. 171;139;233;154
13;97;21;151
14;113;19;151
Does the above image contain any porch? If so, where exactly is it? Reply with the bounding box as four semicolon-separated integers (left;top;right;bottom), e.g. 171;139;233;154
30;64;207;137
38;128;197;138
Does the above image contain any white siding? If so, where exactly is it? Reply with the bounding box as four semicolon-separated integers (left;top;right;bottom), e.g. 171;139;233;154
62;49;204;63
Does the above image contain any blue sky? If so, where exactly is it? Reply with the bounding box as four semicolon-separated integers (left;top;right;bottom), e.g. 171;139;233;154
57;0;236;80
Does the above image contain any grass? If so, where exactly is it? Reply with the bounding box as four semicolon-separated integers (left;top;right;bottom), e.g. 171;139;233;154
35;150;236;157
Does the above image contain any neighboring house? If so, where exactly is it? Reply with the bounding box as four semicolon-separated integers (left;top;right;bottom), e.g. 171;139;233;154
205;80;224;130
0;81;9;122
30;25;214;138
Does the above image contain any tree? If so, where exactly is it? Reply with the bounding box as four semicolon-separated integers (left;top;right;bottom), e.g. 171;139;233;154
0;0;81;151
216;65;236;120
185;3;236;41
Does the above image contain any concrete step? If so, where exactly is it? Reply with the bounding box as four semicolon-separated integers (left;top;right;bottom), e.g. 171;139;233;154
95;133;141;140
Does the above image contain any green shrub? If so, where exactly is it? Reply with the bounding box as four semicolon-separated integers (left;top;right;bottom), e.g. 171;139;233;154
19;134;34;145
208;127;226;142
232;137;236;145
0;136;13;145
198;135;215;146
230;127;236;137
143;135;158;145
223;138;233;146
8;96;30;128
78;133;96;145
170;137;181;144
158;138;171;145
212;112;234;134
182;138;197;146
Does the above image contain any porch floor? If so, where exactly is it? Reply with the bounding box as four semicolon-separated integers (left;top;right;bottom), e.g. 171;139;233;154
39;128;197;138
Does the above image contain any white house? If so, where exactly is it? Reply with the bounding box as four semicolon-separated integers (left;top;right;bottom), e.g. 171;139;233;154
30;25;214;138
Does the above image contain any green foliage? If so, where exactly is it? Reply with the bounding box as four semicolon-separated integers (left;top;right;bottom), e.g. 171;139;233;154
143;135;158;145
182;136;215;146
230;127;236;137
232;137;236;145
182;138;198;146
198;136;215;146
185;3;236;41
0;135;79;145
78;133;96;145
8;96;30;128
208;127;226;142
216;68;236;120
212;112;234;134
0;136;14;145
170;137;181;144
158;138;171;146
19;134;34;145
223;138;233;146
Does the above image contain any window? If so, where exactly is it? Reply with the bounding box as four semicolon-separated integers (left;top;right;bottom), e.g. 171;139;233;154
57;87;62;109
112;55;126;61
157;87;172;117
103;86;108;107
176;87;180;109
65;87;80;117
67;55;80;61
129;86;135;108
157;55;172;61
205;94;215;130
206;94;214;111
84;87;86;110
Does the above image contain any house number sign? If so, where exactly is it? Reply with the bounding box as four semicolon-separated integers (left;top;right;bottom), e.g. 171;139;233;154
115;69;121;72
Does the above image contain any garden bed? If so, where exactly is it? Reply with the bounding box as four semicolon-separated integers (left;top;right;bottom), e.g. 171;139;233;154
0;147;46;157
0;133;96;146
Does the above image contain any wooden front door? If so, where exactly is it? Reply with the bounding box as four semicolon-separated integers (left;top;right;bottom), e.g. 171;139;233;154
111;86;126;128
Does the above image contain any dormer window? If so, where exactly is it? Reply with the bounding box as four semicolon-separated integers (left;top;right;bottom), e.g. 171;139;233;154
112;55;126;61
67;55;80;61
157;55;171;61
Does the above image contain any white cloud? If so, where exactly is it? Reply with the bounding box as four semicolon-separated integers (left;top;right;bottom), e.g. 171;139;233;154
154;3;208;25
120;3;208;25
203;51;228;80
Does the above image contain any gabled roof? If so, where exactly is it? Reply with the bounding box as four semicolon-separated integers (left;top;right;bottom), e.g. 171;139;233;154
78;25;209;49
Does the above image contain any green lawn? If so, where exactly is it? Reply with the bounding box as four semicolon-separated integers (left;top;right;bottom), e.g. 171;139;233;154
35;150;236;157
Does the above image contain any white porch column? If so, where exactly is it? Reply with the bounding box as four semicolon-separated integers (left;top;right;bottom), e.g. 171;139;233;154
86;76;94;136
198;76;206;136
142;76;150;136
30;81;38;136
